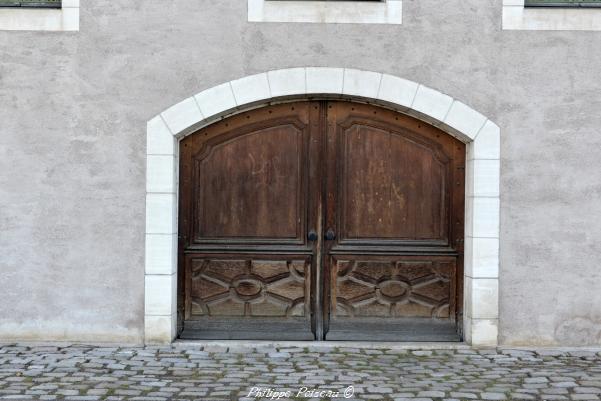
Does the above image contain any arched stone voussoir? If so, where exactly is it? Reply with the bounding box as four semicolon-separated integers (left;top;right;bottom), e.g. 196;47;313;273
160;96;203;137
443;100;488;141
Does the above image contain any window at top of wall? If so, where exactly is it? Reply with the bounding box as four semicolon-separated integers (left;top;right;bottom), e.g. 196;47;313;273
525;0;601;6
0;0;77;31
504;0;601;30
0;0;61;7
249;0;402;25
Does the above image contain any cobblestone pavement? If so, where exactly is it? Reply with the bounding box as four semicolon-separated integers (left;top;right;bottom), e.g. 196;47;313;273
1;343;601;401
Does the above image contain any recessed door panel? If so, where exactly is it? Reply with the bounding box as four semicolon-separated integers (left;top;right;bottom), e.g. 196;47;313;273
194;125;305;241
340;124;449;242
186;256;311;319
330;256;456;319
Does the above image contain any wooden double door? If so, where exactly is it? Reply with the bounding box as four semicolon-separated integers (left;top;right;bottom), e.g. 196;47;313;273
178;101;465;341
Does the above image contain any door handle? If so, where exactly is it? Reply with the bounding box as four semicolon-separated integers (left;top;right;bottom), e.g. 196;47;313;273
325;228;336;241
307;229;318;242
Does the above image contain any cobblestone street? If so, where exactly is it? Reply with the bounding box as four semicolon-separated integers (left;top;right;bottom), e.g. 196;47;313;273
1;343;600;401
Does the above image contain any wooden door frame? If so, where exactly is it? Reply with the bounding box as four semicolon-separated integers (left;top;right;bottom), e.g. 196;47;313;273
144;68;501;347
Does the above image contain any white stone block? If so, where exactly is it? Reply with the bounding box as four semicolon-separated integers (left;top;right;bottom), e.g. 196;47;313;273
444;101;487;141
161;97;203;136
466;141;475;163
194;82;237;120
470;319;499;347
465;237;499;279
463;315;473;344
145;274;177;316
147;116;176;156
145;315;176;344
306;67;344;95
470;279;499;319
0;8;61;31
464;276;473;318
464;277;499;321
0;6;79;31
466;153;475;196
342;69;382;99
146;155;176;194
502;6;527;30
467;159;500;198
61;6;79;31
230;73;271;106
411;85;453;122
268;68;306;98
472;120;501;160
377;74;418;109
471;197;500;238
465;195;474;238
145;234;177;275
247;0;264;21
146;194;177;234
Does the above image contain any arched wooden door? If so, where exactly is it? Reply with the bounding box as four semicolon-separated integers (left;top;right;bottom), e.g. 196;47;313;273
178;101;465;341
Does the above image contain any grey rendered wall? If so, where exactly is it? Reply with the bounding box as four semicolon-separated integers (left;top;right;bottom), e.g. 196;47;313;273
0;0;600;345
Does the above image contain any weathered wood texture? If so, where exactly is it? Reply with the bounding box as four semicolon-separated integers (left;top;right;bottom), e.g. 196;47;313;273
179;101;465;341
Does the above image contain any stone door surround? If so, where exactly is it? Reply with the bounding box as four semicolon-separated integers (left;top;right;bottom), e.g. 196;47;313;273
145;67;501;346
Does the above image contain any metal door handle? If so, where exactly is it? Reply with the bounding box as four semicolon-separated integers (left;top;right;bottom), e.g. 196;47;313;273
325;228;336;241
307;229;318;242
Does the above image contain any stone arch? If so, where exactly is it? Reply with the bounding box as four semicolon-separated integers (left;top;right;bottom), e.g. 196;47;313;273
145;67;500;346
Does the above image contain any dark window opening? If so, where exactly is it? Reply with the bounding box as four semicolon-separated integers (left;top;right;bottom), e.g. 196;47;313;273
525;0;601;7
0;0;61;8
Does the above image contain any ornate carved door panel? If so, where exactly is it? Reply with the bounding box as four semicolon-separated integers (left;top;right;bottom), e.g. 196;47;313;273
178;101;464;341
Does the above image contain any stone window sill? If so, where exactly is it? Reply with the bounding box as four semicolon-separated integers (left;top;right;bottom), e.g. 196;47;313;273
248;0;402;24
0;0;78;31
503;0;601;30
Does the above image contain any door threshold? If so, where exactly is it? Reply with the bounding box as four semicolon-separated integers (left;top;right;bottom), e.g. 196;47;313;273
173;339;469;350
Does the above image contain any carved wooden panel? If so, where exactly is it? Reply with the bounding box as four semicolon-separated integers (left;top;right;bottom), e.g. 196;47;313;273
339;124;449;242
330;256;456;320
186;256;311;319
193;124;306;241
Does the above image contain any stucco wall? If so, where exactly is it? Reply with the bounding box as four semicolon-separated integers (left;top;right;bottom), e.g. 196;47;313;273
1;0;600;345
